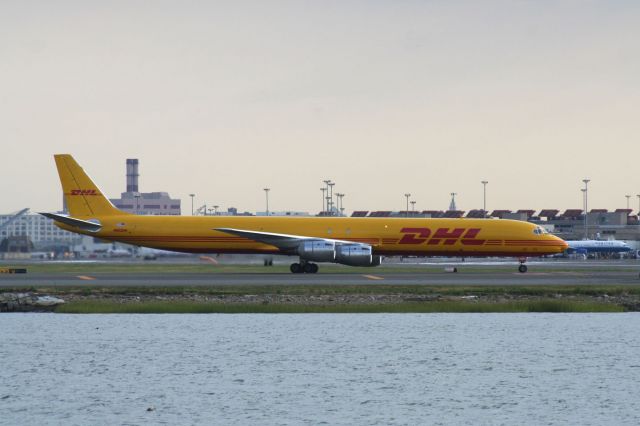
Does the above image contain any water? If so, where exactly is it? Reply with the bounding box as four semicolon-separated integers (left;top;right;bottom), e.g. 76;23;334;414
1;314;640;425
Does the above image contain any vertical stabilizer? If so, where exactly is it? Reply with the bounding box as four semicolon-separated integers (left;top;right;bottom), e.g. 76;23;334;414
54;154;125;217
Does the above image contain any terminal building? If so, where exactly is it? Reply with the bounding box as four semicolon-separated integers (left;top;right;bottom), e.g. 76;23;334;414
108;159;181;215
0;209;83;255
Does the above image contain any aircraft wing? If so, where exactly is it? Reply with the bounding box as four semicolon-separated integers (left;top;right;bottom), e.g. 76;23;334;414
39;212;102;232
214;228;355;252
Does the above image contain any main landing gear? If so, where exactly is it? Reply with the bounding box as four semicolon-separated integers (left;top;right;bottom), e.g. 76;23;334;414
290;261;319;274
518;257;528;273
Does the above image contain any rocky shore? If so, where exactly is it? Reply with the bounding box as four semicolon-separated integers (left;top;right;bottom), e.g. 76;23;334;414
0;293;65;312
3;291;640;312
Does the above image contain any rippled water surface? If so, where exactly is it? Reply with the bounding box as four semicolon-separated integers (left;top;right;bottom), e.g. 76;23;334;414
1;314;640;425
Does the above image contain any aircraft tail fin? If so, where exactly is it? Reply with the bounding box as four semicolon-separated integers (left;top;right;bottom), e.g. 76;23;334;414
54;154;126;218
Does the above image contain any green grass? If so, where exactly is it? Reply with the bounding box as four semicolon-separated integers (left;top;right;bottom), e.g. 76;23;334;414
56;299;623;314
9;284;640;298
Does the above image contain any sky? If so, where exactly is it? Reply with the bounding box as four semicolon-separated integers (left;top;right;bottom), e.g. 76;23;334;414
1;0;639;215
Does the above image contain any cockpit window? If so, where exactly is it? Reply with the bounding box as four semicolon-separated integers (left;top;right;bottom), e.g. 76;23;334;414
533;226;548;235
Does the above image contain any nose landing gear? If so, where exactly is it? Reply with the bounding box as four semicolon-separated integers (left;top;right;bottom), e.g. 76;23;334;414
518;257;528;273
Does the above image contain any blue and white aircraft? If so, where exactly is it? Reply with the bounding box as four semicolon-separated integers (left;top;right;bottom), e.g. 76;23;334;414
565;240;632;255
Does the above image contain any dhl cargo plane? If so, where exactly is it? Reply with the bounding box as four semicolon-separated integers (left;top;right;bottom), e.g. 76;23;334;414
41;155;568;273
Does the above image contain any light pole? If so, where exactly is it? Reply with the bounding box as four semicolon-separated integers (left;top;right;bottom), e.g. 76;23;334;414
626;195;631;210
637;194;640;215
263;188;270;216
323;180;331;215
582;179;590;240
410;200;416;213
336;193;345;216
213;205;219;215
481;180;488;218
404;193;411;217
320;188;326;214
189;193;195;216
580;188;587;240
328;182;335;215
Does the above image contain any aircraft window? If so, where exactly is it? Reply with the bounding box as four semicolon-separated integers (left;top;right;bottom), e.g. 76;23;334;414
533;227;548;235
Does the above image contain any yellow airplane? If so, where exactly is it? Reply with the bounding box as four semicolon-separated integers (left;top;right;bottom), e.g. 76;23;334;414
41;155;568;273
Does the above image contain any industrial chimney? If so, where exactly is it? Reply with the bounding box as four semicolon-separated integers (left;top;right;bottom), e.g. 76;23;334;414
126;159;139;193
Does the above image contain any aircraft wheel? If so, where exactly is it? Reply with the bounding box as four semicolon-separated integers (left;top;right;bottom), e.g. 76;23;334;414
518;264;528;273
310;263;319;274
290;263;302;274
303;263;316;274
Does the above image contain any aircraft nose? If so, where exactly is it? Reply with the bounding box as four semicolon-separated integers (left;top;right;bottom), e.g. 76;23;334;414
557;237;569;251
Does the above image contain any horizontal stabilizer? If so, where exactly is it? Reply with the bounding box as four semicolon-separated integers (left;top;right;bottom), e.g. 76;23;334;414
39;213;102;232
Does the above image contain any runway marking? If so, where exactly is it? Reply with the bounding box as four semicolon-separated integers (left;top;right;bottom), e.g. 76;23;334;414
511;273;550;276
363;274;384;280
76;275;96;280
199;256;219;264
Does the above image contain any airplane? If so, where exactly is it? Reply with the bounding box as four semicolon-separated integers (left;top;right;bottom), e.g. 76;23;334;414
40;155;568;274
564;240;632;256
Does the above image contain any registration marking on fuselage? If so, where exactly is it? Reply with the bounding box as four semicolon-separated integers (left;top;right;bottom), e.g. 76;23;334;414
363;274;384;280
76;275;96;280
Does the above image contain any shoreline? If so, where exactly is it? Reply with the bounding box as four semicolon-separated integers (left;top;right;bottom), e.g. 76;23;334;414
3;284;639;313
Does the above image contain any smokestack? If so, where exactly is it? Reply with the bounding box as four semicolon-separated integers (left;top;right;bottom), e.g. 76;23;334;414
126;159;139;193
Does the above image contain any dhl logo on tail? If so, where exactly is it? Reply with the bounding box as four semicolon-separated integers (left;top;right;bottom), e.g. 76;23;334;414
69;189;99;196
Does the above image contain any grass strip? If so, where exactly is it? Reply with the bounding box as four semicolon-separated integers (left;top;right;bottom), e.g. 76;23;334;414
56;300;623;314
8;284;640;297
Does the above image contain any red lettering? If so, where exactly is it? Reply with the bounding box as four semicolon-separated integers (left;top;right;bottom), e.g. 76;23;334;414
427;228;465;245
399;227;486;246
399;228;431;244
69;189;98;196
460;228;485;245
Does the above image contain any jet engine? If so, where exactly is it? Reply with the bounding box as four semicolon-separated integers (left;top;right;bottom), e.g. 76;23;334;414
335;243;382;267
297;240;336;262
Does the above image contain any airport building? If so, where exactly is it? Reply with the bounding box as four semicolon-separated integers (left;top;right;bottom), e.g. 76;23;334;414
0;209;83;253
108;159;181;215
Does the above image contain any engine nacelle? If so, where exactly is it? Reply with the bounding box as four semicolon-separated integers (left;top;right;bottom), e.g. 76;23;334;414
335;244;382;267
298;240;336;262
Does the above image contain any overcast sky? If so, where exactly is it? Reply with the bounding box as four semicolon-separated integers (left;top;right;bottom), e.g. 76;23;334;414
1;0;639;215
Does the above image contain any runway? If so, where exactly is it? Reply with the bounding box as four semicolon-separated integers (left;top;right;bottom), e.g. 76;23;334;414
2;264;640;287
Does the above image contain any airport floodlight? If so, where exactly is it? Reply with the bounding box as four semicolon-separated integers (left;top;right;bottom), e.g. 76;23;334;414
189;194;195;216
335;193;345;216
263;188;270;216
481;181;488;218
626;195;631;210
637;195;640;214
582;180;590;239
320;188;327;214
404;193;411;217
213;205;219;215
323;180;332;215
328;182;335;215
